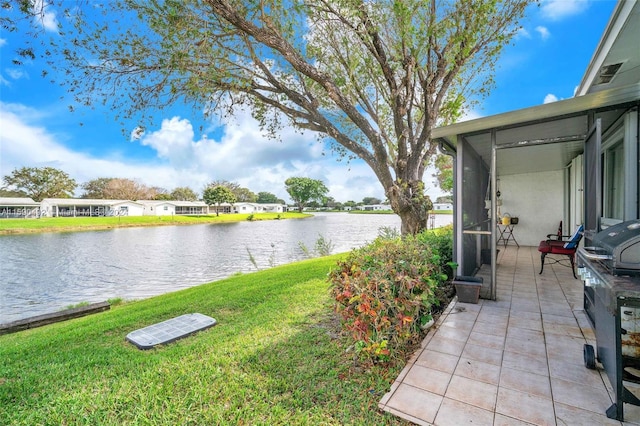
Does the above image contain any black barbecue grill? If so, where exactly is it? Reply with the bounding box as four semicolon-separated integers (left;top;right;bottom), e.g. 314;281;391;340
581;219;640;276
578;220;640;421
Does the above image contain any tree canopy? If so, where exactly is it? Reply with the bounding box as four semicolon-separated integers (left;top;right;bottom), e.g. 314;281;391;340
285;177;329;212
203;185;237;216
362;197;382;205
433;154;454;194
170;187;199;201
2;167;77;201
207;180;256;203
81;178;115;199
256;191;281;204
102;178;158;200
10;0;530;232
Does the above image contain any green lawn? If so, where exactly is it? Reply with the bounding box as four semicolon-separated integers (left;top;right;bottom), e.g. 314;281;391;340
0;255;410;425
0;212;310;234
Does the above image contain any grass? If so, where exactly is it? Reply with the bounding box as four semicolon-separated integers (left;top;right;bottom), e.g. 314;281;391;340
64;301;90;310
0;212;310;234
0;255;411;425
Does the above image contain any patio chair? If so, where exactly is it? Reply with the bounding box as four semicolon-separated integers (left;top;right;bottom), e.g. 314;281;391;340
553;220;563;241
538;224;584;279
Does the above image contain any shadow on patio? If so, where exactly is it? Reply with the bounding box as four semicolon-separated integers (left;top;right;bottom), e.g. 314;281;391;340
379;245;640;425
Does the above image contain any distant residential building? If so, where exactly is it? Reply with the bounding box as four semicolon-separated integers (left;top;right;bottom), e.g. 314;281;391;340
432;203;453;211
139;200;209;216
39;198;145;217
360;204;392;211
233;202;286;214
0;197;40;218
1;198;286;218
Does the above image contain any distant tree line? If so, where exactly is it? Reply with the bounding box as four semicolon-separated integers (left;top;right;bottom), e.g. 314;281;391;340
1;167;391;210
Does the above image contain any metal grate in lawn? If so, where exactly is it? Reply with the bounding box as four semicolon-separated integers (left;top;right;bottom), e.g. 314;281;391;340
126;313;217;350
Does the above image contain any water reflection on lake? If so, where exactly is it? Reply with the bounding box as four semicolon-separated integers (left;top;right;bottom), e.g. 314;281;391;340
0;212;452;323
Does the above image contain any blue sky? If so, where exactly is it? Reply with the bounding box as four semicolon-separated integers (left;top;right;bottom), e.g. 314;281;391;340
0;0;617;203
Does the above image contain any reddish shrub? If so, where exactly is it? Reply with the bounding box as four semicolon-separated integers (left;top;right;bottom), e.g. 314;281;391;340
329;228;453;363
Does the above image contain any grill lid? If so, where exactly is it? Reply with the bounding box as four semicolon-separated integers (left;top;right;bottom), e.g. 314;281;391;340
592;220;640;251
586;220;640;275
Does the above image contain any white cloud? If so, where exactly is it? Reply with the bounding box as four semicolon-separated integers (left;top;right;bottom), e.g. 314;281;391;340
0;101;398;202
543;93;559;104
5;68;26;80
0;102;183;193
459;109;483;122
535;26;551;40
516;27;531;39
31;0;59;32
133;110;393;201
0;38;6;48
540;0;589;21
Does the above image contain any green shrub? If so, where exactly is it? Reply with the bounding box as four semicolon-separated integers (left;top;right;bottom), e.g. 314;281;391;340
329;227;453;364
416;225;455;279
107;297;123;306
313;233;334;256
377;225;400;240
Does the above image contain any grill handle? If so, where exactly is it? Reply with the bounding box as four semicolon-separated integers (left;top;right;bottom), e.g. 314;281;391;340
579;246;613;261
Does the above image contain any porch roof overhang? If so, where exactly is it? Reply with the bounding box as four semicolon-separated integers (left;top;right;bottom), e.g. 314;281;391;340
433;82;640;176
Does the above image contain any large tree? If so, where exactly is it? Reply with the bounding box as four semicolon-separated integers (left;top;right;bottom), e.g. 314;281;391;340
2;167;77;201
206;180;256;203
171;186;199;201
362;197;382;205
235;187;257;203
13;0;530;233
203;185;237;216
0;188;28;198
103;178;157;200
285;177;329;213
256;191;280;204
80;177;115;199
433;154;454;194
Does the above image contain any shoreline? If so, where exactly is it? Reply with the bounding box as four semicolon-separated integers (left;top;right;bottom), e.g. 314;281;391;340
0;210;452;235
0;212;311;235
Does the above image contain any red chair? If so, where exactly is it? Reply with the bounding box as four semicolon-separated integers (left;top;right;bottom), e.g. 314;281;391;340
538;224;584;279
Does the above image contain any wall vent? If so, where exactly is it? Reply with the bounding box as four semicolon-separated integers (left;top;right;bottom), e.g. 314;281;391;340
596;62;623;85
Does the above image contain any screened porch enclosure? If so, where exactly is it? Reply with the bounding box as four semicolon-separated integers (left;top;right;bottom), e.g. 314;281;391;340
435;84;640;300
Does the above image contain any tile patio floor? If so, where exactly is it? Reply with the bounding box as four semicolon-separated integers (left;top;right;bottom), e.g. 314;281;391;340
379;245;640;425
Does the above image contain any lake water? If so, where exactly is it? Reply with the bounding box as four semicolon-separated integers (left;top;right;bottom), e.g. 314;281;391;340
0;213;452;323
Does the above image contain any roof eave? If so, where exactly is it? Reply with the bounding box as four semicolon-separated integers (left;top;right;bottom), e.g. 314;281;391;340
432;82;640;144
576;0;637;96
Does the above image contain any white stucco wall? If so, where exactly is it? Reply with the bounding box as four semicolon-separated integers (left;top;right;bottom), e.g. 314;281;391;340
234;203;257;213
152;203;176;216
140;202;177;216
498;171;564;246
114;202;145;216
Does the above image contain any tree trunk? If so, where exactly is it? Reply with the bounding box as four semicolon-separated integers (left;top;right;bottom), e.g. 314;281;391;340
387;181;432;235
397;208;427;235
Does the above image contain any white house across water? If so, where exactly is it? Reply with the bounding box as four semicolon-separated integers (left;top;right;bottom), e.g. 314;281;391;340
0;198;286;218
